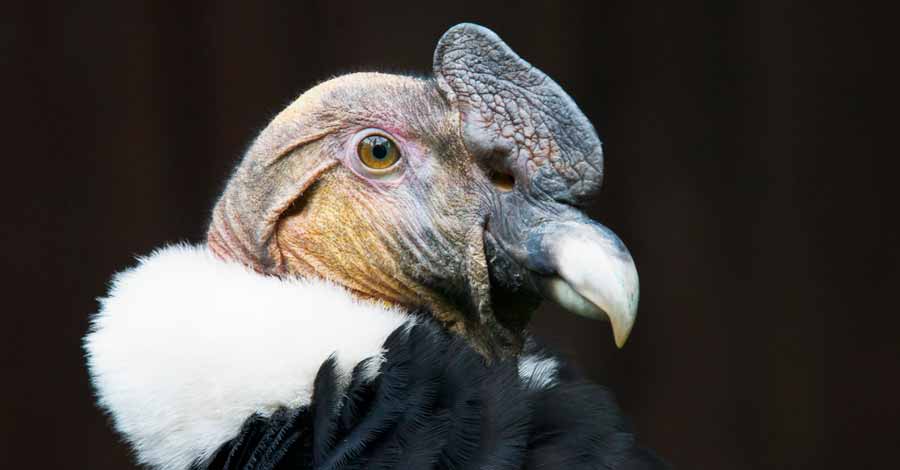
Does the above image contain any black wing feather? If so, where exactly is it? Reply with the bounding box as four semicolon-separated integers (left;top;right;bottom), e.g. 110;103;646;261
197;318;668;470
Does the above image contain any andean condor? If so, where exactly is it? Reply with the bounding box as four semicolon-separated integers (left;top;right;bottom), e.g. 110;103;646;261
85;23;668;470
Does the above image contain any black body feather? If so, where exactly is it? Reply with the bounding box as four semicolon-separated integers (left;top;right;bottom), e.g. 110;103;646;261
197;318;667;470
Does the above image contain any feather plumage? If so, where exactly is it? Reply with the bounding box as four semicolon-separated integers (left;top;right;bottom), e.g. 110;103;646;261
195;318;667;470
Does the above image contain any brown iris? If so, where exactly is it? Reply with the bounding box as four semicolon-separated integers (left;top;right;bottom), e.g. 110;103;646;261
357;134;400;170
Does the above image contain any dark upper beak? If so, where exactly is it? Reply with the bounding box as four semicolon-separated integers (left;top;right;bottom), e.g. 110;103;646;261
435;23;639;347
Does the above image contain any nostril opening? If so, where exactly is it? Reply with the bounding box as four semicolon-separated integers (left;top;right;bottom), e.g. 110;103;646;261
489;169;515;192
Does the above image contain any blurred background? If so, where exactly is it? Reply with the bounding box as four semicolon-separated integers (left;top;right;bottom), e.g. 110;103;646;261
3;1;888;468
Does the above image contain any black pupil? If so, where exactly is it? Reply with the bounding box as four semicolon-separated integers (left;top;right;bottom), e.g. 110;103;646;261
371;138;389;160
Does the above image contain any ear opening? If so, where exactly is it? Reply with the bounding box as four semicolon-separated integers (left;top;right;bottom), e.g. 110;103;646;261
488;169;515;192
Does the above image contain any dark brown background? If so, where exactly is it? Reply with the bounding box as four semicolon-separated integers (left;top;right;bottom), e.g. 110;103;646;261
3;1;889;469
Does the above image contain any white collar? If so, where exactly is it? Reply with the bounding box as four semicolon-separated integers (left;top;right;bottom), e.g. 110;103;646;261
84;244;410;470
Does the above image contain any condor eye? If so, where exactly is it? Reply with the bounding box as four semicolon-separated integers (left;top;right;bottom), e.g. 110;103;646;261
357;134;400;170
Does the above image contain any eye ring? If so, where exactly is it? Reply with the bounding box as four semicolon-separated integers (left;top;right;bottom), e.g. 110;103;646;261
357;133;401;171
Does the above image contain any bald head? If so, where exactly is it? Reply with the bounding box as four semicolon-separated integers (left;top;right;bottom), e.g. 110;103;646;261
208;25;639;357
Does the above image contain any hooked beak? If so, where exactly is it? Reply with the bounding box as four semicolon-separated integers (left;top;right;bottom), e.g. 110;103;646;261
530;220;639;347
486;205;639;349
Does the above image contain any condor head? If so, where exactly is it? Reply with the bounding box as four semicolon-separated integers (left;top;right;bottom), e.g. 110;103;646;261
207;24;639;358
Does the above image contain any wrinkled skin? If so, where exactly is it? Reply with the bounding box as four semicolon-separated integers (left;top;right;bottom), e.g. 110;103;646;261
433;24;604;203
208;24;638;358
271;75;513;352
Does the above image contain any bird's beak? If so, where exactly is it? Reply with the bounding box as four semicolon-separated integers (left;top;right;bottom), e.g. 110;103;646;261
486;206;639;348
527;220;639;348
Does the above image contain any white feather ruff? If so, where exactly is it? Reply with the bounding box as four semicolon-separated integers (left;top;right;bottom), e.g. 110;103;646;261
84;244;409;470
